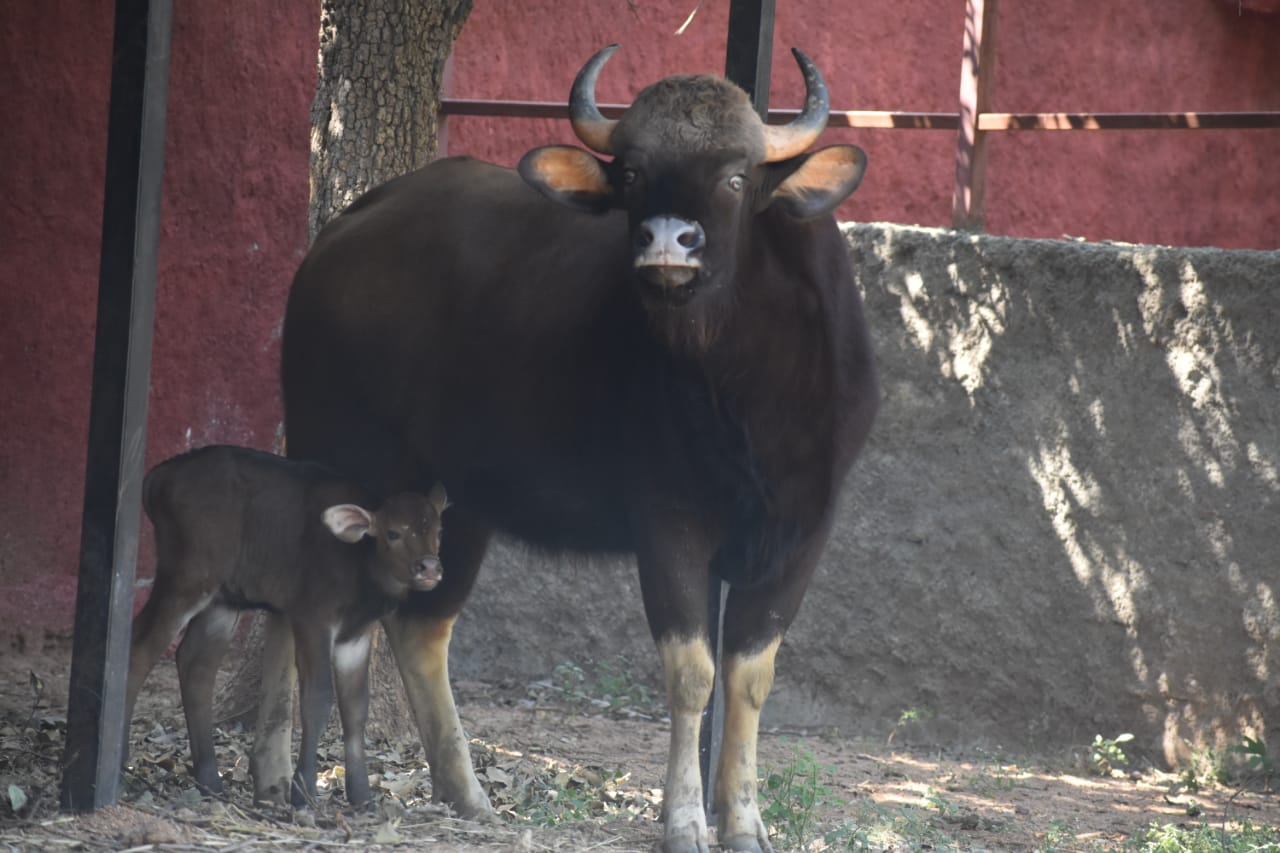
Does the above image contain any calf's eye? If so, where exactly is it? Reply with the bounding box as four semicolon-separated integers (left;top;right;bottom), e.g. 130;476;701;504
623;168;638;186
386;530;402;542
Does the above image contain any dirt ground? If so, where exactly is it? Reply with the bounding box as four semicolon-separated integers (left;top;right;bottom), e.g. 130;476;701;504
2;633;1277;852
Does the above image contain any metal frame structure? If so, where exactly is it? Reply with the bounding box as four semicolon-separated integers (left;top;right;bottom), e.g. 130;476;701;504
60;0;1280;815
441;0;1280;231
60;0;172;812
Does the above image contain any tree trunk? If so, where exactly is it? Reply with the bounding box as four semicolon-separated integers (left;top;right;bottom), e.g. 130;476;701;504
309;0;472;239
216;0;471;746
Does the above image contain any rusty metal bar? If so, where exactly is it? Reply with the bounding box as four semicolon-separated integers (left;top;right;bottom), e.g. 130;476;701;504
441;99;961;129
953;0;998;230
979;111;1280;131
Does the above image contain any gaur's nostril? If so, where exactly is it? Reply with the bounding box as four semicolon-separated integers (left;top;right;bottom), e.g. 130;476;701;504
677;225;704;250
637;226;655;248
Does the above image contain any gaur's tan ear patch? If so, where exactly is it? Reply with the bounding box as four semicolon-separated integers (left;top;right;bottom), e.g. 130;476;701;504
518;145;613;212
771;144;868;219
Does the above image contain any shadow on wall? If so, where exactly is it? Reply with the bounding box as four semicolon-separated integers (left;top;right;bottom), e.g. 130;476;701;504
783;223;1279;763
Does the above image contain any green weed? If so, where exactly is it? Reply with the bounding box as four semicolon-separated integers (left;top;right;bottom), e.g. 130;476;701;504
759;747;838;849
542;656;659;717
1090;732;1134;776
1120;819;1280;852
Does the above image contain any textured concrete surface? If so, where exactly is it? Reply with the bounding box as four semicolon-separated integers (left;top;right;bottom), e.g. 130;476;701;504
452;223;1280;763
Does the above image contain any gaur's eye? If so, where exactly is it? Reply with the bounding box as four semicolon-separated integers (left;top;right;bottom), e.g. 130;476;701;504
622;168;638;186
728;175;746;192
386;530;402;542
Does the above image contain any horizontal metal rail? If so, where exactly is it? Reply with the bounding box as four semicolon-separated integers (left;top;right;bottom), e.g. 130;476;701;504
979;111;1280;131
440;98;963;129
441;99;1280;132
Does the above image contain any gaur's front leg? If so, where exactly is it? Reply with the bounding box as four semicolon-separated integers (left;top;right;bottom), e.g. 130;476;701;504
333;630;374;806
714;638;781;853
657;636;716;853
712;540;826;853
634;510;717;853
382;611;490;818
291;624;336;807
380;508;492;819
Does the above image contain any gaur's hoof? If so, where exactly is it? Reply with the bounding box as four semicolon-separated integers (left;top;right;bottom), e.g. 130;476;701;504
720;834;772;853
654;834;710;853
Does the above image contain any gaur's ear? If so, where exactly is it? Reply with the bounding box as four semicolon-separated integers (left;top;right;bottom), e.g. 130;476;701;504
518;145;614;213
427;482;449;516
323;504;375;543
764;144;867;219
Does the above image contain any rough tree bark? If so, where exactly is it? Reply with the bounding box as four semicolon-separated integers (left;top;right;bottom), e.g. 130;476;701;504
216;0;472;746
309;0;472;238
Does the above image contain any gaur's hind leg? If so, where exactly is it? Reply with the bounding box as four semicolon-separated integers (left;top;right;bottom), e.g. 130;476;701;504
175;604;238;794
382;506;492;820
250;613;296;804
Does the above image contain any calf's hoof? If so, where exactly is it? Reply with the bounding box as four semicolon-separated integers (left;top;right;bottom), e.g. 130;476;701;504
192;772;224;796
345;779;374;810
290;777;318;809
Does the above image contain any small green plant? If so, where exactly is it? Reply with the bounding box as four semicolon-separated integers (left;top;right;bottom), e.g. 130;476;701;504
1090;732;1134;776
545;657;658;716
886;706;932;746
1175;743;1233;791
1121;819;1280;852
1229;735;1276;785
1042;818;1078;853
759;747;841;850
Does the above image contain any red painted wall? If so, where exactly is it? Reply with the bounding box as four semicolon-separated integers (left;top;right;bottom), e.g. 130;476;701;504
0;2;315;637
2;0;1277;638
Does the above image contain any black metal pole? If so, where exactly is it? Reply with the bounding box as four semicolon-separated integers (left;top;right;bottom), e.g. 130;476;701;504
701;0;776;818
725;0;776;119
60;0;172;812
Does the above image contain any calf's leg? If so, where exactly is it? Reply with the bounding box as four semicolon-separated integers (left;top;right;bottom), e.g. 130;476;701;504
333;630;373;807
291;624;336;808
175;604;238;794
123;580;212;774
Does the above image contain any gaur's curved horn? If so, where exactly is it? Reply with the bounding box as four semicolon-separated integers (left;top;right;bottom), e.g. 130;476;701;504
569;44;620;155
762;48;831;162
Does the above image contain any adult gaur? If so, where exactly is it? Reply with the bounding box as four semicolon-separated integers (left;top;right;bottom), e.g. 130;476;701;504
276;45;878;853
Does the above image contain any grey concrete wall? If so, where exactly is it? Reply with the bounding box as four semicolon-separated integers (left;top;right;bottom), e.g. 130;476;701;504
452;223;1280;764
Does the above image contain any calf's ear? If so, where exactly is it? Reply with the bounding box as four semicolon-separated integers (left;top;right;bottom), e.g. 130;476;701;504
765;144;867;219
427;483;449;516
323;504;375;543
518;145;614;213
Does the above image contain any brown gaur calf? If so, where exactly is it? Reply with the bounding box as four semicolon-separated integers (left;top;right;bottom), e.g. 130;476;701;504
123;445;447;807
